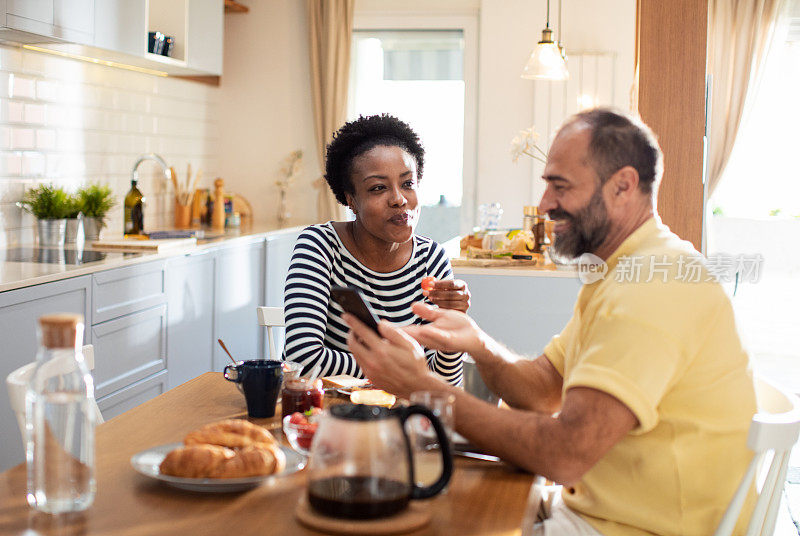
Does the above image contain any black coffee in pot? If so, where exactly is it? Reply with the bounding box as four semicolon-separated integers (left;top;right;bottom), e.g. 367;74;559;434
308;476;410;519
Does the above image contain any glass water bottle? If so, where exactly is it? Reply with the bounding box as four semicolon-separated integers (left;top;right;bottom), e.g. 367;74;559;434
26;313;96;514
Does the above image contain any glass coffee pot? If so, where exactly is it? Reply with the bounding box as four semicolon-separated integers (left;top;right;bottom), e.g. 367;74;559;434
306;403;453;520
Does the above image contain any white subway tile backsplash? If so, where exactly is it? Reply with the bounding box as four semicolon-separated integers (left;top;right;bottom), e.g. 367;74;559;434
10;128;34;150
8;74;35;99
0;153;22;175
0;44;218;245
21;152;45;176
35;79;58;102
1;100;24;123
0;48;23;72
36;129;55;150
23;103;46;124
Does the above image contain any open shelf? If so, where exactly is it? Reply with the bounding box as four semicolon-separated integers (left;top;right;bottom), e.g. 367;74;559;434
146;0;187;63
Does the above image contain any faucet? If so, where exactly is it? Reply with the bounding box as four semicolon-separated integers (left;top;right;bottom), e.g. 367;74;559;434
131;153;170;183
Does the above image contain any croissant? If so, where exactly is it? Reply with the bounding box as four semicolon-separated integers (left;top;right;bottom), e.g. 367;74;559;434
160;419;284;478
211;444;286;478
184;419;278;450
159;445;235;478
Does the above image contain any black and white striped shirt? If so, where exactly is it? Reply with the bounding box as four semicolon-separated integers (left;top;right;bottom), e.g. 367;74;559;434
283;222;463;385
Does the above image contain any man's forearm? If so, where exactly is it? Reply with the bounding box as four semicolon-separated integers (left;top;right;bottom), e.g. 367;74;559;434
445;385;580;483
470;334;562;414
444;385;636;485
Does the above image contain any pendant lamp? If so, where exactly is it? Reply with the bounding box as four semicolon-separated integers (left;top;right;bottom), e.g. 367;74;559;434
521;0;568;81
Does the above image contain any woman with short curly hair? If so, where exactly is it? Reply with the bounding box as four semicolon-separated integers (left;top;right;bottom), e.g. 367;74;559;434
282;114;470;384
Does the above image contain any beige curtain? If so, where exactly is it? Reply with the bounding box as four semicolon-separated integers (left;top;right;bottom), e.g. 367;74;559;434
707;0;786;196
307;0;354;223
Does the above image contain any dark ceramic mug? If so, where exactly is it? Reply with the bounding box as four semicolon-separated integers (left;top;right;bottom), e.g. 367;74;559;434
224;360;283;418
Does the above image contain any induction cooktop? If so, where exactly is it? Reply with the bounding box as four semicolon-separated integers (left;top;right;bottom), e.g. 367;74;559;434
1;247;139;265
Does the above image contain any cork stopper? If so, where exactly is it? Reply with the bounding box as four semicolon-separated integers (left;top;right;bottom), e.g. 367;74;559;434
39;313;84;349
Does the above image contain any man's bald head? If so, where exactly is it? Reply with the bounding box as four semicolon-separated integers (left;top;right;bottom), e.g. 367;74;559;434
559;108;663;198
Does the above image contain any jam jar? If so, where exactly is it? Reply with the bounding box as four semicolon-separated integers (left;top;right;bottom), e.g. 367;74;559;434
282;378;324;418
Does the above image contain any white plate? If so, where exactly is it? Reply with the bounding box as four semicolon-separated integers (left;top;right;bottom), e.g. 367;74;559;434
130;443;306;493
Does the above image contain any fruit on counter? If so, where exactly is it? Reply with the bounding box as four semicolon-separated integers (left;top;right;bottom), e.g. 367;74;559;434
421;276;436;292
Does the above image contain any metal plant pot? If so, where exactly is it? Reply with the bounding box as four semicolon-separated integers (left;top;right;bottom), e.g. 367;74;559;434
37;219;67;247
83;217;103;241
65;216;84;244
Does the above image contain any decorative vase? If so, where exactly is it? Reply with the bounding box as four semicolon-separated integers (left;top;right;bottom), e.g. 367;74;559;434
83;217;103;241
37;219;67;247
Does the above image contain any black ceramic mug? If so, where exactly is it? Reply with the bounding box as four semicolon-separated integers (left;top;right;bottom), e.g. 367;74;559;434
223;360;283;418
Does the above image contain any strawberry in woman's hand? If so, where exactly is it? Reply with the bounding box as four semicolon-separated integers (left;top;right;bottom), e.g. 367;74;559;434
421;276;436;293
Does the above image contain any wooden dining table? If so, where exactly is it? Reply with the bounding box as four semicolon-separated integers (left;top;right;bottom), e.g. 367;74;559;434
0;372;536;535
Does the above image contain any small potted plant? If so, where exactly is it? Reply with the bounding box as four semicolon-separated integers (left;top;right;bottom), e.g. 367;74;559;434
77;183;116;241
20;185;72;246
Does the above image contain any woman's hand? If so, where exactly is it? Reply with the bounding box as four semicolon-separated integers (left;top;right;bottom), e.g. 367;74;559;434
403;302;484;356
425;279;471;312
343;314;440;399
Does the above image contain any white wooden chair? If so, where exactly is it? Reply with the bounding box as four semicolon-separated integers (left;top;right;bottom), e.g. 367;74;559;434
256;306;285;360
6;344;104;443
714;377;800;536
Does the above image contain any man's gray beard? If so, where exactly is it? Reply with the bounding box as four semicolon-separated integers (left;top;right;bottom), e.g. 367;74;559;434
550;187;611;260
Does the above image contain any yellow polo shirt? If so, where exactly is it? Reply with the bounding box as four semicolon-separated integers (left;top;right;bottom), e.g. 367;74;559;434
544;217;756;536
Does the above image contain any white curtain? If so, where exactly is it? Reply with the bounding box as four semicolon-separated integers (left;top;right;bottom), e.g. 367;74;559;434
307;0;354;223
706;0;787;196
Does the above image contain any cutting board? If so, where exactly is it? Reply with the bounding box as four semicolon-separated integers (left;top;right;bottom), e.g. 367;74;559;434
91;237;197;252
450;256;544;268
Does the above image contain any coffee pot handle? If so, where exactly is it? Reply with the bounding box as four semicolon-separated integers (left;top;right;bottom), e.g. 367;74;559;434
399;404;453;500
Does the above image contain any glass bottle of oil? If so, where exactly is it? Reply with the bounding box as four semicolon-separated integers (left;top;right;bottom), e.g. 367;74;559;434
123;180;145;235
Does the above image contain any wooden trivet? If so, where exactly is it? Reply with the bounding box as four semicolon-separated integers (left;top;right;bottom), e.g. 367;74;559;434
295;495;431;535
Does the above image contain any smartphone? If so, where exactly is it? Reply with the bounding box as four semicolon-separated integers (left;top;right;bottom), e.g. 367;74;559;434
330;286;381;334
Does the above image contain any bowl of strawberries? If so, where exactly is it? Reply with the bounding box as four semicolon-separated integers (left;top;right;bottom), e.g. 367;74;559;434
282;408;322;455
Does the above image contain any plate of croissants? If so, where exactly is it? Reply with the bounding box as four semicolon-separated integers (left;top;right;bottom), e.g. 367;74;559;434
131;419;305;492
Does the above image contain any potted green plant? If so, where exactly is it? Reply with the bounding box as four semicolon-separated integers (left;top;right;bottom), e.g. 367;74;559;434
20;185;72;246
77;183;116;240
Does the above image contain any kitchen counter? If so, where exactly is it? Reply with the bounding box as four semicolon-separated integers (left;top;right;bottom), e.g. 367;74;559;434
0;225;305;293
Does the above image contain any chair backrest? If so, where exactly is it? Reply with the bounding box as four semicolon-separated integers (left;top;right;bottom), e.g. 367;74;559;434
713;377;800;536
256;306;285;361
6;344;104;442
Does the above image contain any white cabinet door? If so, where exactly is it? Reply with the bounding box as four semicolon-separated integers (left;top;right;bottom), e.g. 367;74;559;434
213;239;265;371
166;251;215;389
186;0;223;75
53;0;93;44
97;369;167;420
93;0;145;56
0;276;92;472
91;303;167;398
6;0;54;36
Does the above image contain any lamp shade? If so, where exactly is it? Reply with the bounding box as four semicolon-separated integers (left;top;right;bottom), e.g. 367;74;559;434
521;29;569;81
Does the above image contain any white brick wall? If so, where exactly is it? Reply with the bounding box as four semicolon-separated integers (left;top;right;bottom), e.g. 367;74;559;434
0;45;220;247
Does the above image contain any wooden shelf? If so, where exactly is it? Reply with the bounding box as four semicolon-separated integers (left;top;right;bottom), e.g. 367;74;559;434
225;0;249;13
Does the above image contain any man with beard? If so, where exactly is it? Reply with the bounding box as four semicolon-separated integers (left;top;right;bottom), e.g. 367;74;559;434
342;109;757;535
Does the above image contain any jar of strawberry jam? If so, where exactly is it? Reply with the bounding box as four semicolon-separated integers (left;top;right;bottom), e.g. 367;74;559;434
281;378;324;419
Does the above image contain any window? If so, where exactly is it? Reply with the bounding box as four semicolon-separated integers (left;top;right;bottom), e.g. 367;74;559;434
348;15;477;245
708;2;800;390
